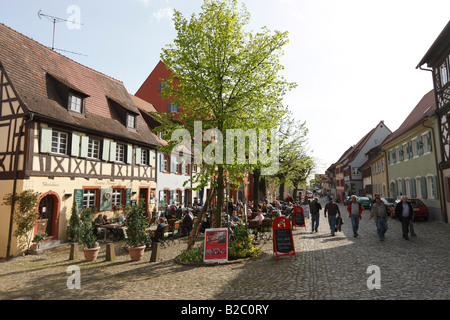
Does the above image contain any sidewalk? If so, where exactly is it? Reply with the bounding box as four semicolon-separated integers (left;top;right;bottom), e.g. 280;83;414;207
0;200;449;300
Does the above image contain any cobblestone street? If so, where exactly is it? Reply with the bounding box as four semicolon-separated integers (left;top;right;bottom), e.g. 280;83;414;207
1;200;449;302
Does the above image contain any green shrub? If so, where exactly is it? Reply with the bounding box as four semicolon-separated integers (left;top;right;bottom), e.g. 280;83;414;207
228;225;260;260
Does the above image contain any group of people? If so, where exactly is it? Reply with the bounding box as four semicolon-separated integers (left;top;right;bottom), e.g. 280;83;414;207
309;195;417;240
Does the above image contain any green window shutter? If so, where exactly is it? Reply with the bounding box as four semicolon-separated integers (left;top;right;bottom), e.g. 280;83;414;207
433;175;439;199
387;152;390;164
394;180;398;198
402;179;406;195
74;189;83;212
409;141;413;158
420;177;428;198
126;145;132;164
417;136;423;155
159;154;164;172
135;147;141;165
71;133;80;157
125;188;132;206
109;142;117;162
40;126;53;153
80;135;89;158
411;179;417;198
102;140;110;161
100;188;113;211
427;132;432;152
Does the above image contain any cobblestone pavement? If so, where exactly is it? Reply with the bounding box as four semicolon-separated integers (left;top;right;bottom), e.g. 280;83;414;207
1;199;449;301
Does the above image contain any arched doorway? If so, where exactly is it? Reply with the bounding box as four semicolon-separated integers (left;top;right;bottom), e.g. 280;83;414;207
36;192;60;240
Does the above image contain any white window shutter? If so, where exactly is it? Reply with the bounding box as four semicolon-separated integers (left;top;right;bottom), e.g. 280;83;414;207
135;147;141;165
40;126;53;153
102;140;110;161
126;144;132;164
109;142;117;162
71;133;80;157
80;135;89;158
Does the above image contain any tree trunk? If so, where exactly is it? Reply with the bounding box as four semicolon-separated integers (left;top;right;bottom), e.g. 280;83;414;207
187;188;216;251
214;165;225;228
279;181;285;201
253;168;261;206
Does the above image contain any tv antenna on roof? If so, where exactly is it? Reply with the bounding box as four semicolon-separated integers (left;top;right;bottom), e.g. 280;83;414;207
38;10;86;56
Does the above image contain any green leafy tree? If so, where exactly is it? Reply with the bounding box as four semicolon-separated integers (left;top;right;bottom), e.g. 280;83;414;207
3;190;41;254
154;0;296;227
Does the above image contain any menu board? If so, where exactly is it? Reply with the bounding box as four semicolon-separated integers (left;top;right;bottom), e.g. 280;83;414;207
272;217;296;260
204;228;228;263
293;206;305;228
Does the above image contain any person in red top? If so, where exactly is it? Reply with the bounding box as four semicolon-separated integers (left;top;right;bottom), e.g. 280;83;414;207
347;195;364;237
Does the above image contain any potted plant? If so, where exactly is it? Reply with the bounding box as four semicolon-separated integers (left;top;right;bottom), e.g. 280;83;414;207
67;201;82;243
79;207;100;261
125;202;149;261
31;232;47;250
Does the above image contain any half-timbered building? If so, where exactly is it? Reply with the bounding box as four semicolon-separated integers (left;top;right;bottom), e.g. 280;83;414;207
0;23;161;257
416;20;450;223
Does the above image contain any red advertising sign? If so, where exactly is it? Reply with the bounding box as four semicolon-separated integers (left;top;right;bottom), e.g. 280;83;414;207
204;228;228;263
293;205;305;228
272;217;296;260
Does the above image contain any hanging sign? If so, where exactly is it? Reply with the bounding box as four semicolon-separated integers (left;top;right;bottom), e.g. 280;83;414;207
293;205;305;228
204;228;228;263
272;216;296;260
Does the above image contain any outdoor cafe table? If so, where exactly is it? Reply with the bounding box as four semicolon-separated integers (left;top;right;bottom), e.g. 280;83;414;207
102;223;125;241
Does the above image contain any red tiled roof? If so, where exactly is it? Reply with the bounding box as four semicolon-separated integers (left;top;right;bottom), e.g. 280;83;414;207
381;89;436;145
0;23;160;147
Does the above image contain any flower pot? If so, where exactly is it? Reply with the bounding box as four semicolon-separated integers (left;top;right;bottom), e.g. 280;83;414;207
128;246;146;261
83;247;100;262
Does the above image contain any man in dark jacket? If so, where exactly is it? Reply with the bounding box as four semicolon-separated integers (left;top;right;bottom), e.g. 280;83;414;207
395;196;416;240
324;197;341;236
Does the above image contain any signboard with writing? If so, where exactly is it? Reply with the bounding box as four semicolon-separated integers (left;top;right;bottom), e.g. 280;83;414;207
272;216;296;260
74;189;83;212
204;228;228;263
293;205;305;228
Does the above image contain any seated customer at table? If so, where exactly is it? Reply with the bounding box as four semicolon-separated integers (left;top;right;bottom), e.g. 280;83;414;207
151;217;167;243
230;210;241;226
102;214;110;224
253;209;264;225
93;214;105;236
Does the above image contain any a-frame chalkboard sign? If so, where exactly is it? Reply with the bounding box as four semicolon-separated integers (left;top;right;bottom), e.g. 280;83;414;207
272;216;296;260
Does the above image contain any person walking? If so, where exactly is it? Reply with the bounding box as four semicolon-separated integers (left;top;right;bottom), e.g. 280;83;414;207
369;195;389;241
395;196;416;240
309;197;322;233
324;197;340;236
347;195;363;237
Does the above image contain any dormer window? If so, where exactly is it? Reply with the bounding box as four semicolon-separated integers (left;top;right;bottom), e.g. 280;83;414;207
69;93;84;113
126;113;136;129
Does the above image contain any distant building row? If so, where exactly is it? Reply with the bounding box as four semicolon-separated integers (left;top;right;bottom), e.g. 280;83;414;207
323;21;450;224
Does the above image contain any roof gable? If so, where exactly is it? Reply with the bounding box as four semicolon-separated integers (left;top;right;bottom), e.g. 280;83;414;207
0;23;160;147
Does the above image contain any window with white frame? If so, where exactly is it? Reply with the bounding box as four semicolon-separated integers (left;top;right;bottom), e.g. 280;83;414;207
415;177;422;198
51;131;68;154
126;113;136;129
82;189;96;209
405;178;411;197
116;143;126;162
427;176;434;199
69;93;83;113
87;138;100;159
440;61;448;87
141;148;149;166
112;189;123;206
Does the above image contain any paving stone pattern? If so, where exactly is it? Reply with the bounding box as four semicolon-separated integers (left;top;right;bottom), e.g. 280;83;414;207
1;200;449;300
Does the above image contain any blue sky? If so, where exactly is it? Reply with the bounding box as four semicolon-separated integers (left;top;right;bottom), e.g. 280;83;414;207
1;0;449;177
